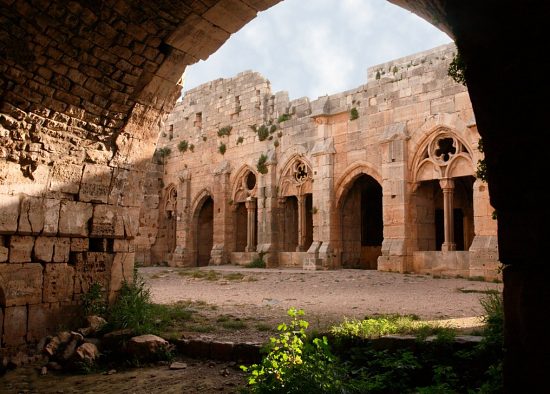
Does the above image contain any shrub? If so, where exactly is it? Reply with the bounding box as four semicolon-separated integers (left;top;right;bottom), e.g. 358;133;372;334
269;124;277;134
257;153;268;174
246;255;266;268
177;140;188;152
375;70;381;80
189;144;194;152
241;308;344;393
81;282;107;317
107;269;155;335
237;136;244;145
218;143;226;155
277;113;291;123
448;51;466;85
350;107;359;121
257;125;269;141
156;147;171;158
217;126;232;137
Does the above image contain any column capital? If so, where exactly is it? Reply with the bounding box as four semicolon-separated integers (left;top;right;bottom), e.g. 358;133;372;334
245;196;257;209
439;177;455;190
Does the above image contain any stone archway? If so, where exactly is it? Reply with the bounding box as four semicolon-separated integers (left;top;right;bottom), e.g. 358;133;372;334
336;173;383;269
194;196;214;267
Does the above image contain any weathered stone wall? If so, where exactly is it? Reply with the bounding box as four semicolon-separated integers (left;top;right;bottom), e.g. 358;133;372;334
137;43;499;279
0;0;281;350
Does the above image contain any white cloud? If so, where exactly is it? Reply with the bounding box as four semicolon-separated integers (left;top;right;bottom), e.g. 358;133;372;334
183;0;451;100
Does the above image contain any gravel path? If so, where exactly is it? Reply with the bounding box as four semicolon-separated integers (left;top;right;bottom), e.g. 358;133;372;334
142;266;502;341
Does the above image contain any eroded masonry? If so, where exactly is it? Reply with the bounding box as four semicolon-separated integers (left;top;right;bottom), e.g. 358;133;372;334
136;44;499;279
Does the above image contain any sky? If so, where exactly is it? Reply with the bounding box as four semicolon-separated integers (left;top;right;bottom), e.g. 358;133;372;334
182;0;451;100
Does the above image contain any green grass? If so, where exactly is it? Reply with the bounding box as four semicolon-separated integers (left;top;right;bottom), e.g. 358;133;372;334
255;323;273;332
224;272;245;281
330;314;456;340
178;270;222;281
221;319;247;330
458;288;500;294
245;257;266;268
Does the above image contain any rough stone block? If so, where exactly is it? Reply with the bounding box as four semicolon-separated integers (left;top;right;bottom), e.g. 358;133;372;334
71;237;89;252
109;252;134;301
73;252;113;295
49;163;82;194
43;263;75;303
91;205;124;238
53;238;71;262
58;201;93;237
27;303;50;343
79;164;113;203
0;194;20;234
35;236;55;262
17;196;44;234
3;306;27;346
9;235;34;263
122;207;140;238
43;199;61;236
0;263;43;306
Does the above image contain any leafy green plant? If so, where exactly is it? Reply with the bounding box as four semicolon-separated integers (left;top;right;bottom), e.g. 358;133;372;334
241;308;344;393
350;107;359;120
217;125;232;137
392;65;398;74
375;70;381;80
277;113;291;123
81;282;107;317
107;269;155;335
270;124;277;134
257;125;269;141
177;140;188;153
156;147;171;158
218;143;226;155
476;138;488;182
257;153;268;174
246;255;266;268
448;51;466;85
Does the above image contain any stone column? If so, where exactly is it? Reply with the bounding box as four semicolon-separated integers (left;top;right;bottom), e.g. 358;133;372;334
296;195;307;252
245;197;257;252
277;197;286;251
378;123;409;272
440;178;456;251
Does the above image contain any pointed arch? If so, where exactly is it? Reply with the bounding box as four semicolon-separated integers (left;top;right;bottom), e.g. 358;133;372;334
334;161;382;208
230;164;258;203
163;183;178;213
410;127;475;183
277;154;314;197
190;188;213;219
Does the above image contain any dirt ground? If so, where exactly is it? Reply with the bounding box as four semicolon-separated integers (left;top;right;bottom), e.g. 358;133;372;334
1;266;502;393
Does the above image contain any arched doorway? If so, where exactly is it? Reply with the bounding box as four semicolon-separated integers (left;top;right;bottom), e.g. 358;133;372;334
196;197;214;267
340;174;383;269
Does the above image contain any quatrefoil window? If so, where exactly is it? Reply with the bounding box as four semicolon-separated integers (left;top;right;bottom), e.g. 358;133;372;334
434;138;456;162
294;161;309;184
